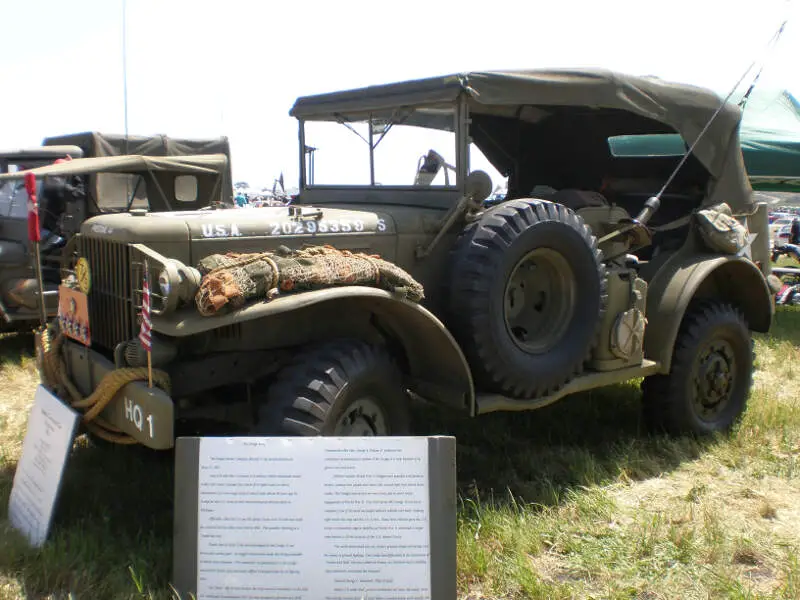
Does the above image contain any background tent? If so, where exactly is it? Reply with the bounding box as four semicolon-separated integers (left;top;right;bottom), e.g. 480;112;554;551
609;89;800;194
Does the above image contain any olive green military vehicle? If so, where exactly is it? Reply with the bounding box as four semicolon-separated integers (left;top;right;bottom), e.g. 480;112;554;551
0;132;232;332
0;144;84;330
0;144;85;174
25;69;776;450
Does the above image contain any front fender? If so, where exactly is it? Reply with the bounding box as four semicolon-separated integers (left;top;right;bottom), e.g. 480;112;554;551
154;287;475;415
644;252;773;373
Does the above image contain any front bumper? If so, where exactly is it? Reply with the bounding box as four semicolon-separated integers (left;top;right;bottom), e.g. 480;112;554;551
58;338;175;449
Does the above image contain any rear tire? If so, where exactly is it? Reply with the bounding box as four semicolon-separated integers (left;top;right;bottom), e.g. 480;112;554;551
255;339;411;436
447;198;607;398
641;301;753;436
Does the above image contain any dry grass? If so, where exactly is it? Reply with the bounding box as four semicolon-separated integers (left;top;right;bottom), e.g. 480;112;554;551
439;305;800;600
0;333;45;598
0;303;799;599
0;334;39;454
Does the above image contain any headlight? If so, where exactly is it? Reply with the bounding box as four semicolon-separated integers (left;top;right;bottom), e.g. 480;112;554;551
152;259;201;316
158;269;171;297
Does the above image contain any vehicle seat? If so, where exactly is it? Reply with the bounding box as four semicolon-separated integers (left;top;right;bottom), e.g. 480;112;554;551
551;188;609;211
528;187;609;211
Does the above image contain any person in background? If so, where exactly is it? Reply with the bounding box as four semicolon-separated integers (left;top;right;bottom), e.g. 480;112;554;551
39;161;84;245
774;216;800;264
234;191;248;208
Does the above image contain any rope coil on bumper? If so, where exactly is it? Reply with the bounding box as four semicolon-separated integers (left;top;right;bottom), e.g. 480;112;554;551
38;326;171;445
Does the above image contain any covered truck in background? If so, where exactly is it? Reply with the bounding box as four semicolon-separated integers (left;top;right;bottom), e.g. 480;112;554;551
0;132;234;332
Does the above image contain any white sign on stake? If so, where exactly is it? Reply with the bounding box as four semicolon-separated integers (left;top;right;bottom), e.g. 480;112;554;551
173;435;457;600
8;384;80;547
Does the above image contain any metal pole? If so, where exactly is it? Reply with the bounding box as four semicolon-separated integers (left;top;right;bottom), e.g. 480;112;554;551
456;95;469;190
122;0;129;145
299;121;307;189
24;173;47;329
33;241;47;327
368;116;376;185
122;0;132;202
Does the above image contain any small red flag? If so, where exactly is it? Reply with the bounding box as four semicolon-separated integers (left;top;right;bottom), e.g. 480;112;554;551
24;172;40;243
139;261;152;352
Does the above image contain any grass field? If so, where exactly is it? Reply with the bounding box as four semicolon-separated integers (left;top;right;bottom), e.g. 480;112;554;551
1;303;800;599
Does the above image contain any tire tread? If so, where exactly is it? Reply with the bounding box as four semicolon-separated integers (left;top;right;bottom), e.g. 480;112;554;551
641;300;753;435
447;198;608;398
256;339;409;436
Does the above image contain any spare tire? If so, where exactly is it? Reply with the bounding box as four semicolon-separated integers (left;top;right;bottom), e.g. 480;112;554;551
447;198;607;398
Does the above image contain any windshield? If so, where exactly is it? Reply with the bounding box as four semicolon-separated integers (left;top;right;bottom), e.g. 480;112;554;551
0;159;65;219
0;178;42;219
95;173;149;211
301;104;505;192
302;104;460;188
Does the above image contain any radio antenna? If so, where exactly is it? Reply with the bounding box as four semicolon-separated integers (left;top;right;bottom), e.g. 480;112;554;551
657;18;788;205
739;18;790;111
648;17;789;221
600;13;791;246
122;0;129;153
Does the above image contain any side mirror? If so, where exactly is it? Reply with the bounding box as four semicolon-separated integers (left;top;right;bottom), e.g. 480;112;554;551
465;170;492;205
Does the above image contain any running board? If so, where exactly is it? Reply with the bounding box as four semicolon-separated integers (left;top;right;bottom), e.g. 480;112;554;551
475;359;661;414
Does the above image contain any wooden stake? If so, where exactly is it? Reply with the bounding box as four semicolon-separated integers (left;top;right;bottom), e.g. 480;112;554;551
147;347;153;388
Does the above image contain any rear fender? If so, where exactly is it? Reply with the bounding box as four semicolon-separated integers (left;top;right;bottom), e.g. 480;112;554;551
154;287;475;415
644;252;773;372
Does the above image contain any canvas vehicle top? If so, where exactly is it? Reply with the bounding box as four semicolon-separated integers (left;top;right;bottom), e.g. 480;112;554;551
41;131;234;212
0;146;84;173
32;68;775;450
289;68;754;214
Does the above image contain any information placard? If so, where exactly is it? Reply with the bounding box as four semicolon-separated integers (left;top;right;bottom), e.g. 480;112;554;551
8;384;80;547
173;436;456;600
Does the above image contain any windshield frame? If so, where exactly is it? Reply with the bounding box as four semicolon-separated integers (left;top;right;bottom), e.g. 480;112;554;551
297;95;469;192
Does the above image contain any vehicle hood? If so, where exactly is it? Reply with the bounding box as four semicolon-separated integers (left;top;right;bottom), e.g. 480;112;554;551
79;205;394;244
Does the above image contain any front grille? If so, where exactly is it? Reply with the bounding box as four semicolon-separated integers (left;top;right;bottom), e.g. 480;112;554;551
81;237;138;351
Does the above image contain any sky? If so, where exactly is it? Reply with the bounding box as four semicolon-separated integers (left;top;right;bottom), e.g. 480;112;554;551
3;0;800;192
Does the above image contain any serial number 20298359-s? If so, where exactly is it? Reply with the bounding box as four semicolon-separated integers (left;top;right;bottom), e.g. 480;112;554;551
199;217;388;239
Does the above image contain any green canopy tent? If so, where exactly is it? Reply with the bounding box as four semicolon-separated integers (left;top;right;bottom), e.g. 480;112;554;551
608;89;800;193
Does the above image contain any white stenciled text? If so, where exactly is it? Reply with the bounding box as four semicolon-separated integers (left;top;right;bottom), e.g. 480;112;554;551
124;398;155;438
201;223;242;238
199;218;389;238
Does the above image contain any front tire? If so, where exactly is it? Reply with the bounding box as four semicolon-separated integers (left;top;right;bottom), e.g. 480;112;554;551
641;301;753;436
255;339;411;436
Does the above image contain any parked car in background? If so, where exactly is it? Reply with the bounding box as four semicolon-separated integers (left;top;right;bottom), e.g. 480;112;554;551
770;216;794;244
483;190;507;207
774;224;792;246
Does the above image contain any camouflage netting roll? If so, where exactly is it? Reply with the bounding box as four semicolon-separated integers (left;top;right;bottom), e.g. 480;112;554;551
195;244;425;316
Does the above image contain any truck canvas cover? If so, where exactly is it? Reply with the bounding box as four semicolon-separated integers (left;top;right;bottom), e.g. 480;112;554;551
41;132;233;209
290;68;753;214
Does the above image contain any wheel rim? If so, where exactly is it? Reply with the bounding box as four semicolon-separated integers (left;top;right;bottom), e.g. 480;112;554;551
691;338;737;422
503;248;576;354
333;397;389;436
